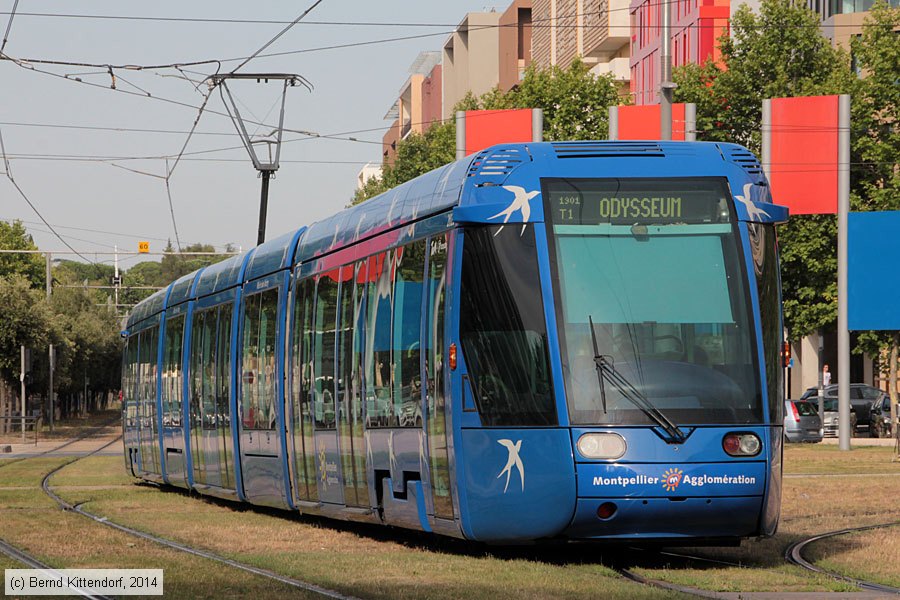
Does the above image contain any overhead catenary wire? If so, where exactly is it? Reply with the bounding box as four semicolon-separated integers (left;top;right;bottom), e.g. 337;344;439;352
0;5;894;30
1;215;236;250
1;132;97;264
230;0;324;74
3;0;868;76
0;0;18;52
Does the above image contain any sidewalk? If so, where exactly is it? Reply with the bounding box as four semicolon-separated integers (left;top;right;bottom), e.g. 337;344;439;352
820;436;897;446
0;429;122;458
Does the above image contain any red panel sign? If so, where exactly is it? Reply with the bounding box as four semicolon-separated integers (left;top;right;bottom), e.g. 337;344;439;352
769;95;839;215
465;109;533;156
618;104;686;141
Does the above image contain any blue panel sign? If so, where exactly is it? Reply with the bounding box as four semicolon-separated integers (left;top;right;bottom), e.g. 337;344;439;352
849;212;900;330
578;462;767;497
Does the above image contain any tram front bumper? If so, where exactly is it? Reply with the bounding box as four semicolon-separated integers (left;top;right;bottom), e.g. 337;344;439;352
565;461;767;541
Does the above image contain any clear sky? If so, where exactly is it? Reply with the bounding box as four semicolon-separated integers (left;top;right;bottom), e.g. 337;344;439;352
0;1;495;270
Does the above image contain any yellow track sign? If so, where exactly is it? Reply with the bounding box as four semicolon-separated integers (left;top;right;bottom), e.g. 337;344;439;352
138;241;150;253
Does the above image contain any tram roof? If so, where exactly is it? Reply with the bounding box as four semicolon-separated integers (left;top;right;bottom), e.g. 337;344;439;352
125;140;779;330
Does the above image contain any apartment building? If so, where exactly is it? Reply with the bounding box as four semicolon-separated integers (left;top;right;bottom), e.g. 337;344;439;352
499;0;534;91
531;0;631;86
807;0;899;49
629;0;732;105
381;51;442;165
441;12;503;119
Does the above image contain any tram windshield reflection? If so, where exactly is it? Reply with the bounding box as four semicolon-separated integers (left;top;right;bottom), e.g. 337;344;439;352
545;177;764;426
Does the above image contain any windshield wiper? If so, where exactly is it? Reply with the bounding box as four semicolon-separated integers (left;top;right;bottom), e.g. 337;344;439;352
588;316;687;444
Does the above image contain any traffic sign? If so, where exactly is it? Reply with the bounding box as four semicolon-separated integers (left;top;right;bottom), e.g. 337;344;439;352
138;241;150;253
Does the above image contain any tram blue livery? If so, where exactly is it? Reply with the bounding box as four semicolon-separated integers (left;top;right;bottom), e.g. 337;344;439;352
122;141;788;544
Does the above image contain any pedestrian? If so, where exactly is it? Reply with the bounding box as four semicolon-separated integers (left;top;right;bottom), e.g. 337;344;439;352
823;364;832;386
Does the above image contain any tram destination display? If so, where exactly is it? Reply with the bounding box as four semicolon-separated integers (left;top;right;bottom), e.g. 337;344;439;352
545;177;731;225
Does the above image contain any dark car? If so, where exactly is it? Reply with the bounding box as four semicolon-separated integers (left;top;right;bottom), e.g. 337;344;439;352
783;400;822;443
800;384;887;435
869;394;893;438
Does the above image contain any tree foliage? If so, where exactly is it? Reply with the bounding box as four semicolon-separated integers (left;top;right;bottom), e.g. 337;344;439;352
847;1;900;394
0;220;45;290
673;0;857;340
0;275;52;385
352;58;622;205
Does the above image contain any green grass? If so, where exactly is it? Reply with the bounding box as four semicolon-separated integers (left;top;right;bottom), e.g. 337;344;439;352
0;485;319;599
3;451;686;600
807;525;900;588
70;484;684;599
9;430;900;598
0;457;73;487
783;443;900;474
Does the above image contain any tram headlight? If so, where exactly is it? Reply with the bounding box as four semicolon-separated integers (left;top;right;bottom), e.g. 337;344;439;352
722;432;762;457
576;433;626;460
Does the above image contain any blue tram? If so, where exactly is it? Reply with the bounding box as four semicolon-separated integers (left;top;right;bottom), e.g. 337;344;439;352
122;141;788;544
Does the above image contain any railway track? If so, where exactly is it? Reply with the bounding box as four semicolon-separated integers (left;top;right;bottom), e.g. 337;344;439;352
38;435;360;600
0;537;113;600
785;522;900;595
0;416;120;471
21;426;900;598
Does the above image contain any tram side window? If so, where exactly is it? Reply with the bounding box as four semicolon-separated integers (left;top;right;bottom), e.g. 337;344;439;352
123;337;138;427
337;266;355;426
751;223;783;423
199;309;218;429
313;272;339;429
162;315;185;427
366;251;394;427
241;289;279;431
140;326;160;432
217;304;233;428
460;226;556;426
393;241;426;427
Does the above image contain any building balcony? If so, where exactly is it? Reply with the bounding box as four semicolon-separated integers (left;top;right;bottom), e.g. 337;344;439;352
590;57;631;82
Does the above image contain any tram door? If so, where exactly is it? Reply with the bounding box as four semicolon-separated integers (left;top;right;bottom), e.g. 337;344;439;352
161;312;187;487
336;263;369;508
238;285;287;507
309;271;344;505
188;304;234;491
137;325;160;476
290;277;318;505
425;234;454;519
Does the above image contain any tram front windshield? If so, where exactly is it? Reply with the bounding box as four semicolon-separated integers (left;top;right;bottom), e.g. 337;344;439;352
545;177;763;426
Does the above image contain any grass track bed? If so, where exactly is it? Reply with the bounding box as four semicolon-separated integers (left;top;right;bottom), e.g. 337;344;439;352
5;433;900;598
806;525;900;589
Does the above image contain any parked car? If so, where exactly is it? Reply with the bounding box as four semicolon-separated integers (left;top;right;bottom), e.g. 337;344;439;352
869;394;893;438
819;398;858;438
799;384;886;435
784;400;822;443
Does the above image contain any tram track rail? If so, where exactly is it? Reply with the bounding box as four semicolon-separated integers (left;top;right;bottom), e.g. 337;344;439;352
38;435;361;600
0;537;113;600
0;416;121;471
785;522;900;595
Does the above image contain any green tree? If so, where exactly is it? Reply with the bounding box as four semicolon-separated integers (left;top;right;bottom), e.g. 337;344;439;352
352;58;622;205
159;241;231;284
849;1;900;425
673;0;856;340
351;123;455;205
0;220;45;289
478;59;622;141
119;260;163;307
0;275;53;386
45;285;122;416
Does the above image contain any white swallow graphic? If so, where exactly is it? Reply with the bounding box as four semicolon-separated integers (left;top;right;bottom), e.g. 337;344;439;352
490;186;540;235
497;439;524;493
734;183;770;222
